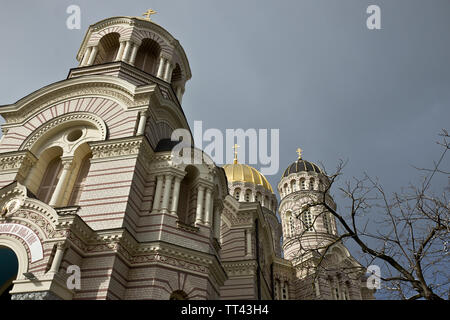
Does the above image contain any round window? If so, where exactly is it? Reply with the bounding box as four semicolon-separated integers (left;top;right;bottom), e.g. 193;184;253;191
67;129;83;142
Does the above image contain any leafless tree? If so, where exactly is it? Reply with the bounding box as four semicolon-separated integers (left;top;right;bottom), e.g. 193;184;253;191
293;130;449;300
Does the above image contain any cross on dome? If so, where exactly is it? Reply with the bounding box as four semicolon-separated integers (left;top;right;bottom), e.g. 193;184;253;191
143;9;157;20
296;148;302;160
233;144;239;164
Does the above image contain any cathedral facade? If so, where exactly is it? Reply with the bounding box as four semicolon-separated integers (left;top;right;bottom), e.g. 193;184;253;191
0;15;374;300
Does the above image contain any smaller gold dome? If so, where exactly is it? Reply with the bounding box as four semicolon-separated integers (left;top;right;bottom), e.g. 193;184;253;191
223;163;273;193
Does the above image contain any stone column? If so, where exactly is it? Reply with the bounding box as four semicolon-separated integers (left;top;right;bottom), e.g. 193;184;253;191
176;86;184;104
136;110;148;135
128;44;139;65
49;159;73;207
151;175;164;213
163;60;172;82
246;229;252;257
170;177;182;215
195;186;205;224
160;175;173;214
80;47;92;66
122;41;132;63
156;56;165;78
115;41;126;61
213;205;221;239
86;46;98;66
204;189;213;226
48;242;66;274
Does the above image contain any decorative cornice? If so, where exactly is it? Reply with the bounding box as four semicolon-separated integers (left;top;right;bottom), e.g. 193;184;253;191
0;151;37;181
89;136;145;160
176;220;199;233
222;260;258;276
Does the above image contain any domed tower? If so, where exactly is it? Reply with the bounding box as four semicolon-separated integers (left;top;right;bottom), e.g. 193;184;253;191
72;15;191;103
278;149;338;264
223;147;282;256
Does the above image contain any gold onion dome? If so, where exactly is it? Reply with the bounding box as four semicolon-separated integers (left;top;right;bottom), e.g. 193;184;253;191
223;163;274;193
223;144;274;193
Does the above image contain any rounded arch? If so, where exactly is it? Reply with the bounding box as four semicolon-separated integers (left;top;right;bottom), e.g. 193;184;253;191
0;237;29;281
35;147;63;203
94;32;121;64
233;188;241;201
87;25;129;48
177;165;200;225
171;63;183;84
134;38;161;75
145;117;175;150
169;290;188;300
67;144;93;206
20;112;107;154
132;28;172;56
244;189;252;202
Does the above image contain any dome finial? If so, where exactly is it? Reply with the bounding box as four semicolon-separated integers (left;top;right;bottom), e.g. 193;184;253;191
233;144;239;164
143;9;157;20
296;147;303;160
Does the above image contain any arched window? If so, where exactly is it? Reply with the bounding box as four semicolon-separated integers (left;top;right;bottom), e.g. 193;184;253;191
302;210;314;232
234;188;241;201
290;179;296;192
289;215;295;237
274;279;281;300
134;38;161;75
300;178;306;190
171;63;182;85
68;154;92;205
94;33;120;64
255;192;262;203
169;290;188;300
177;166;199;225
309;178;315;190
264;195;269;208
245;189;252;202
322;212;332;234
36;156;63;203
282;282;289;300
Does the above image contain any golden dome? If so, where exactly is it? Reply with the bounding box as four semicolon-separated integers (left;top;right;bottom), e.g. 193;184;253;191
223;163;274;193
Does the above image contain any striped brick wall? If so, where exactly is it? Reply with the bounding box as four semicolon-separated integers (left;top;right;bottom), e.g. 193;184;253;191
77;157;137;230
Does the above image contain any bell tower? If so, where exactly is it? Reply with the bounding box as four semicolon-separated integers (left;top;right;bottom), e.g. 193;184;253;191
278;149;338;264
73;14;191;103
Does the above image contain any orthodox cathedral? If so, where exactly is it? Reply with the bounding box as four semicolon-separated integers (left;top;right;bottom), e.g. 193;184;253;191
0;14;374;300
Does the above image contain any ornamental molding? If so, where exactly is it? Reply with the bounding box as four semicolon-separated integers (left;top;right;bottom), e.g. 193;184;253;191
20;112;107;151
1;80;147;125
11;291;62;300
223;261;258;276
0;189;59;239
0;151;37;182
89;136;145;160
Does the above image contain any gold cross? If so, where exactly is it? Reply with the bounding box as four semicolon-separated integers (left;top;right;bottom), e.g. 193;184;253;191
143;9;157;20
296;148;302;160
233;144;239;164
